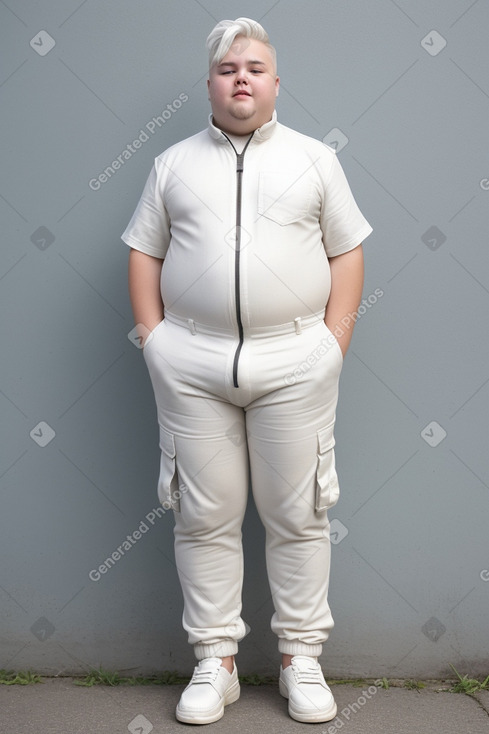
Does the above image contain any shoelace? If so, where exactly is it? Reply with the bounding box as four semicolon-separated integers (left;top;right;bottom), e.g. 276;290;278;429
191;665;220;685
291;660;324;685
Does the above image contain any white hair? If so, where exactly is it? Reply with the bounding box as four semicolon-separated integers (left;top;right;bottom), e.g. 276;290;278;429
206;17;277;71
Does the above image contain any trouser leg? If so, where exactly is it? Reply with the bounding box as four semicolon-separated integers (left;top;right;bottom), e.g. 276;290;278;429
246;321;343;657
143;320;249;660
171;423;249;660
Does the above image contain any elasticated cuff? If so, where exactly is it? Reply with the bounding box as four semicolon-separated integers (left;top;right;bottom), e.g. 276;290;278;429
193;640;239;660
278;640;323;657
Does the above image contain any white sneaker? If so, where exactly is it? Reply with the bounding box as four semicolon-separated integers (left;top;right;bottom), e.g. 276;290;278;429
279;655;337;723
176;657;240;724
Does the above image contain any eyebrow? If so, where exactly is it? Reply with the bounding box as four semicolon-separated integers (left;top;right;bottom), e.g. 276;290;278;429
217;60;267;68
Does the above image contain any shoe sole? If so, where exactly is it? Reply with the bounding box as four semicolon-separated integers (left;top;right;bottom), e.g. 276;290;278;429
279;678;337;723
176;680;240;724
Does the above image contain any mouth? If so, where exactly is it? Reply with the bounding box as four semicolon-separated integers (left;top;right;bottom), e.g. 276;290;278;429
233;91;251;97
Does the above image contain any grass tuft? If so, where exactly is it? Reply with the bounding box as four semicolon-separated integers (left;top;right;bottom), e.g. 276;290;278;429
0;670;43;685
74;668;190;687
3;664;489;695
404;679;425;692
238;673;277;686
449;664;489;695
329;678;372;687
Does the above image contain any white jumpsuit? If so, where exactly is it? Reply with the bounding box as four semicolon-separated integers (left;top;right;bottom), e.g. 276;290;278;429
122;111;372;660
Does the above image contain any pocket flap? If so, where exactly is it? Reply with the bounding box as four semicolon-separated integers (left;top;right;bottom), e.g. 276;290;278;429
318;424;335;453
159;425;176;458
258;171;313;225
315;424;340;512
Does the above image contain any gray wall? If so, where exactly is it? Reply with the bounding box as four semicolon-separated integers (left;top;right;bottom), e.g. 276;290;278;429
1;0;488;679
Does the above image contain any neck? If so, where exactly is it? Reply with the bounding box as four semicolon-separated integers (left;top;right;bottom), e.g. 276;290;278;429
212;114;273;137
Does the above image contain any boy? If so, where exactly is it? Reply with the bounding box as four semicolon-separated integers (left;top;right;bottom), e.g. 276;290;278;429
122;17;372;724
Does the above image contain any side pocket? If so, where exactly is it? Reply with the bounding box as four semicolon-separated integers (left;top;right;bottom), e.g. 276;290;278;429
315;423;340;512
322;322;344;368
158;426;181;511
142;318;165;354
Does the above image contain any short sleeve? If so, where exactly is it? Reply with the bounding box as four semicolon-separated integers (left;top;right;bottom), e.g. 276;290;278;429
320;152;372;258
121;162;171;259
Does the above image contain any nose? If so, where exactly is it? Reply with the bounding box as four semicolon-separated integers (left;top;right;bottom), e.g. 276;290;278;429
235;68;249;85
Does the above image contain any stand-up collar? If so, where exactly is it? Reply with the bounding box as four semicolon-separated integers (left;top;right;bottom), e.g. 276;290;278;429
207;110;277;144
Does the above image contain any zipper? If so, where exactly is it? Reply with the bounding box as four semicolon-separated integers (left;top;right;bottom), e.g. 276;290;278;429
222;132;254;387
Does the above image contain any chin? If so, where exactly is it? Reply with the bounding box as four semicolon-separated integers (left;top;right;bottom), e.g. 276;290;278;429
230;106;256;119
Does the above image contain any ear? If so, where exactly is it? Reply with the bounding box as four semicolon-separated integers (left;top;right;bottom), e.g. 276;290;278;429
275;76;280;97
207;77;211;100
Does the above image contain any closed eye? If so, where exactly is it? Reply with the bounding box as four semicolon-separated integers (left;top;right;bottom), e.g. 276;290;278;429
220;70;263;75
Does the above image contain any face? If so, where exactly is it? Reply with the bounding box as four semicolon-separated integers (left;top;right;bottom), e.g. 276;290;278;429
207;37;279;135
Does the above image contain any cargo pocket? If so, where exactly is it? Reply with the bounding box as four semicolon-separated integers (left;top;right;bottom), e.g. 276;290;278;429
157;426;181;511
315;423;340;512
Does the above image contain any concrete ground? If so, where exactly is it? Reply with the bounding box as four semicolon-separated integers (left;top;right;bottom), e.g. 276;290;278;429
1;677;489;733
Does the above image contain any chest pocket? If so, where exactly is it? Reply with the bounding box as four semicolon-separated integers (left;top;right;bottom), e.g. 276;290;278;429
258;170;314;226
